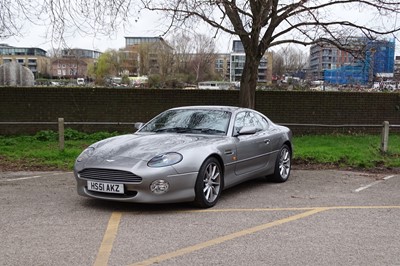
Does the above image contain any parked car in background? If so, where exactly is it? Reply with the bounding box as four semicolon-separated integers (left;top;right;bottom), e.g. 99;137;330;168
198;81;235;90
74;106;292;208
77;78;85;85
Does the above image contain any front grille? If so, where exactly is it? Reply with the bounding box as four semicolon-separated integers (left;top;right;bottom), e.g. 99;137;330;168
78;168;142;183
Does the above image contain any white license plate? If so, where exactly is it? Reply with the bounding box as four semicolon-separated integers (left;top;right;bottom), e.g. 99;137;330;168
87;181;124;194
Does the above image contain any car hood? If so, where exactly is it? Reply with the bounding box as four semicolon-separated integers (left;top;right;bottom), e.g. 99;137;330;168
90;133;222;161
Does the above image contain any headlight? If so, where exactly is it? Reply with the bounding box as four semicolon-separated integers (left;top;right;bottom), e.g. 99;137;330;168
76;147;95;162
147;152;183;167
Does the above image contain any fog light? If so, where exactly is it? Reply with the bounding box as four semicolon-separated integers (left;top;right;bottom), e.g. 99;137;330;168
150;180;170;194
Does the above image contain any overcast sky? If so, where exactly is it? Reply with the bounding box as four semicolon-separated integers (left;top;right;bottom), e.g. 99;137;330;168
1;8;234;54
1;3;399;55
2;10;167;52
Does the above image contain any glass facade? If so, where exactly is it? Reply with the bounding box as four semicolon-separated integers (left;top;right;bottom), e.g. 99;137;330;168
232;40;245;53
0;45;46;56
62;49;101;59
229;41;270;83
0;44;50;77
125;37;162;46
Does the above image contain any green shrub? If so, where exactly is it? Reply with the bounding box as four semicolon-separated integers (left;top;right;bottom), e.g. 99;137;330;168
86;131;120;142
64;128;86;140
34;130;58;141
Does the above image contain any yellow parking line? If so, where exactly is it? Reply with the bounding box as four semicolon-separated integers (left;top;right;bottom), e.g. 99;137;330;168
94;206;400;266
128;207;328;266
186;206;400;213
329;205;400;210
185;207;316;213
93;212;122;266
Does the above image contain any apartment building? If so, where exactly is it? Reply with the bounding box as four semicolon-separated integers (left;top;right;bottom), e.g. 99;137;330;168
50;48;101;78
0;44;50;78
120;37;173;76
394;56;400;81
309;37;395;85
229;40;272;83
214;53;230;81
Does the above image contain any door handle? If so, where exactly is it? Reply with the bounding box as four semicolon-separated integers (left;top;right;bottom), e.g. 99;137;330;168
264;139;270;144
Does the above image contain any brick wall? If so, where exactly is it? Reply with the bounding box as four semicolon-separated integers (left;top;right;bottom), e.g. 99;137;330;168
1;87;399;135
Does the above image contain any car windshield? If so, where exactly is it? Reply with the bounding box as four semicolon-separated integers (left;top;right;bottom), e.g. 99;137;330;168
139;109;232;135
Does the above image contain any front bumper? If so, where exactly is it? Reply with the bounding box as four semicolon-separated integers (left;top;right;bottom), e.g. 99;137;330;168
74;171;198;204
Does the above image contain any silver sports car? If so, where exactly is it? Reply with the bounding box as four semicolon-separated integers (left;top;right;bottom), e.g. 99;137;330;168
74;106;292;208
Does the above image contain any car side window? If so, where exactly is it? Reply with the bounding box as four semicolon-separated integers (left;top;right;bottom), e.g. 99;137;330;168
234;111;265;134
234;112;246;134
253;113;269;130
247;112;263;131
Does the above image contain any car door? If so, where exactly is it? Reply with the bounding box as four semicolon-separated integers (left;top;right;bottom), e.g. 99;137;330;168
233;111;274;176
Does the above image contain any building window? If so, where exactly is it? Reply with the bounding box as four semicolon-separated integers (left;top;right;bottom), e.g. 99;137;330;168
215;60;223;69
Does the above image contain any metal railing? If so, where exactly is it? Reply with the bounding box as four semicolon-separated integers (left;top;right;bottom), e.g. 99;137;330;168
281;122;398;153
0;119;399;152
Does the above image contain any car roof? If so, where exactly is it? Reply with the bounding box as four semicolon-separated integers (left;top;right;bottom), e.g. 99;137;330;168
169;105;243;112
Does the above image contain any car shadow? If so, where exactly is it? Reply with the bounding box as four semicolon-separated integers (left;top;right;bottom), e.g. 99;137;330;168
80;199;193;213
79;177;275;213
222;176;275;197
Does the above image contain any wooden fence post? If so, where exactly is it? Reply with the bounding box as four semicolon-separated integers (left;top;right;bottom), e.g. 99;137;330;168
58;118;65;151
380;121;389;153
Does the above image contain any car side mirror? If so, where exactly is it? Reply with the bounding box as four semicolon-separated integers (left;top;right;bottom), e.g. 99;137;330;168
235;126;257;136
134;122;144;130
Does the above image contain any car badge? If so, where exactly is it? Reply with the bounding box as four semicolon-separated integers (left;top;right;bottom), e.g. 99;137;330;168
106;159;115;162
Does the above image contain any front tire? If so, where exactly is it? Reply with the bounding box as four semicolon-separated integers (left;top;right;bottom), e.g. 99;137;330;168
194;157;223;208
270;144;291;183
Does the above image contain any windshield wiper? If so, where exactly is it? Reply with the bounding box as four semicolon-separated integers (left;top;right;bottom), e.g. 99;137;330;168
155;127;226;135
191;128;226;135
154;127;191;133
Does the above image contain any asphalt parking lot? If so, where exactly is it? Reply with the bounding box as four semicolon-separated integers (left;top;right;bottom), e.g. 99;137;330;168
1;169;400;266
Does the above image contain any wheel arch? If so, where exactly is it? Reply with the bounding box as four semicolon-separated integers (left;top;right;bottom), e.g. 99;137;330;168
205;153;225;188
283;140;293;157
193;153;225;208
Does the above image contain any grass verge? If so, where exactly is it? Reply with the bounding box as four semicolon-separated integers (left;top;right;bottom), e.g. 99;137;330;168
293;134;400;169
0;130;399;171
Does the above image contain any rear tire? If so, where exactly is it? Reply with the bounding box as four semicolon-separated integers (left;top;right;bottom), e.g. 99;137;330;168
194;157;223;208
270;144;291;183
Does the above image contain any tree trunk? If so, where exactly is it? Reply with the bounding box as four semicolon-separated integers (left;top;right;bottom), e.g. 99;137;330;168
239;55;261;109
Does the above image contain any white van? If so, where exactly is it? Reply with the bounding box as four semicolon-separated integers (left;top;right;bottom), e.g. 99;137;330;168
77;78;85;85
198;81;233;90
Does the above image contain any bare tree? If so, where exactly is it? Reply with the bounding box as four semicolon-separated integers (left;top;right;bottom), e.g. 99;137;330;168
273;46;308;78
168;32;217;83
157;42;175;79
136;41;173;79
190;34;217;82
282;47;308;73
141;0;400;107
2;1;400;107
0;1;25;38
0;1;137;47
169;33;193;74
272;52;285;78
